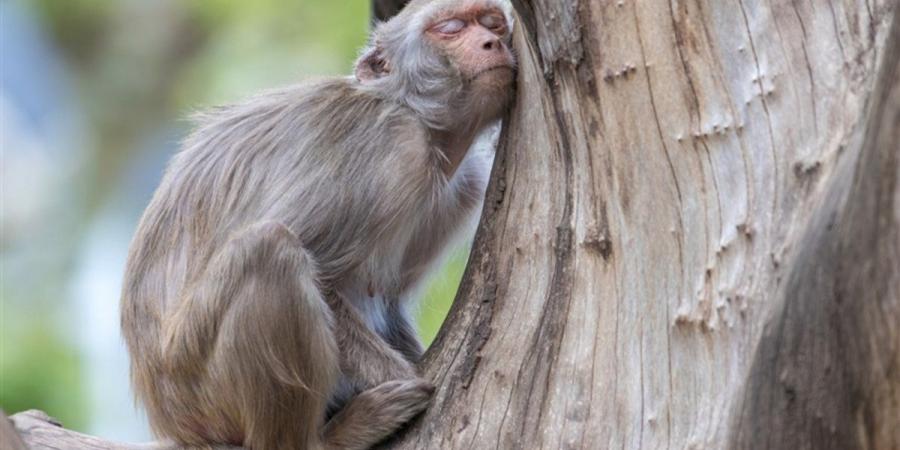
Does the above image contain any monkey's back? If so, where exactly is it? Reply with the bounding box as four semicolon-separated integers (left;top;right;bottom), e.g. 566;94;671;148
120;78;440;425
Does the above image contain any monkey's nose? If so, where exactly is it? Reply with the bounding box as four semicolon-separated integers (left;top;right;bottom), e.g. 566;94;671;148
482;38;502;51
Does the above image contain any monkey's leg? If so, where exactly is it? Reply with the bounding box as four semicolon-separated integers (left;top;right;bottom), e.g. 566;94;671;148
319;297;433;449
383;301;425;363
327;294;421;387
160;222;339;450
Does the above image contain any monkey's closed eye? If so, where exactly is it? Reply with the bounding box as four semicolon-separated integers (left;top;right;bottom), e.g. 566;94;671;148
478;13;507;33
433;18;466;35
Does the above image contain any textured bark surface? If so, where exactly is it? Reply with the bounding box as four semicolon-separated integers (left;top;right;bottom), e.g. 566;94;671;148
733;12;900;448
8;1;899;449
390;0;900;449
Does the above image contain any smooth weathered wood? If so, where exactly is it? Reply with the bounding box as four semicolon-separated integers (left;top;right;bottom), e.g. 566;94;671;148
391;0;900;449
8;410;171;450
11;411;175;450
7;410;239;450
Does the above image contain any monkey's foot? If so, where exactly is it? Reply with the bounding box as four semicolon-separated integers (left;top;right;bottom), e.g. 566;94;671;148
324;379;434;450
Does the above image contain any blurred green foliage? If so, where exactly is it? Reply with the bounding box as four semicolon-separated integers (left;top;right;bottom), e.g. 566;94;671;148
1;0;462;432
420;250;469;345
0;316;85;429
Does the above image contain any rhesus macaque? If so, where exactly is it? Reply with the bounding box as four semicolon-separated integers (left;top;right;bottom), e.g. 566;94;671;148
120;1;516;449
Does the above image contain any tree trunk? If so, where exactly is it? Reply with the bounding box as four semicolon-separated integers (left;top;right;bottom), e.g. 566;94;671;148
8;1;899;449
390;0;900;449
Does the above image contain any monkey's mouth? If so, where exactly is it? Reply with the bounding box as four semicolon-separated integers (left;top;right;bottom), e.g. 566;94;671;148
470;65;514;81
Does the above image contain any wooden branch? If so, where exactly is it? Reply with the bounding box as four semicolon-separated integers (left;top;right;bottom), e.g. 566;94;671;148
2;410;28;450
6;410;239;450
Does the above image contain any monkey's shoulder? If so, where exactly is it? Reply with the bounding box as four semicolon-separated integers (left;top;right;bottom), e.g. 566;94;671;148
183;78;428;161
156;78;438;232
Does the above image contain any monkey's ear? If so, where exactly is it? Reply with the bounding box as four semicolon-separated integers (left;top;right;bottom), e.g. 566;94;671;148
355;47;390;83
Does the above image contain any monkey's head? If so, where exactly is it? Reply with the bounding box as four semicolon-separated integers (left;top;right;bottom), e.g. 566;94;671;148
356;0;516;130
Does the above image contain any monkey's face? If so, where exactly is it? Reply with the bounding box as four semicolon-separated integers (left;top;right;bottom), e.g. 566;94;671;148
355;0;516;129
424;5;516;120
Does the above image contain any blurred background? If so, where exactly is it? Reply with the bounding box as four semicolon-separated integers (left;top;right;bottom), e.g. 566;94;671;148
0;0;468;441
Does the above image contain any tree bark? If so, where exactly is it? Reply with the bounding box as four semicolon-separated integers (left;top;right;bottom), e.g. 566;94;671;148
2;410;28;450
8;0;899;449
4;410;169;450
390;0;900;449
3;410;238;450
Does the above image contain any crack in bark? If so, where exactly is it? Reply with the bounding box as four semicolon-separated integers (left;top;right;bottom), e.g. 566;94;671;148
736;0;781;229
791;0;821;135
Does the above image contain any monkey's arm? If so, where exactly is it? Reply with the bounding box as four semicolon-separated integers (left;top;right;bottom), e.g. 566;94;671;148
399;147;492;292
375;145;492;363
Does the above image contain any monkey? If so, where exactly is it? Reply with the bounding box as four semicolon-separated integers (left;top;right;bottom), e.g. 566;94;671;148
120;1;516;449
